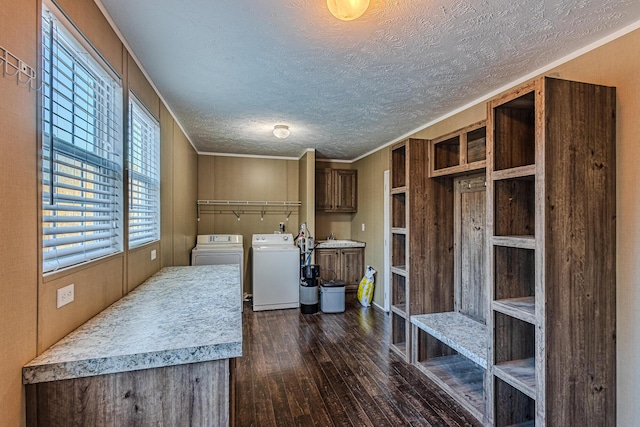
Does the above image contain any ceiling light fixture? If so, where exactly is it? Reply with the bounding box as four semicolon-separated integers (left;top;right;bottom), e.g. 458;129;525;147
273;124;290;139
327;0;369;21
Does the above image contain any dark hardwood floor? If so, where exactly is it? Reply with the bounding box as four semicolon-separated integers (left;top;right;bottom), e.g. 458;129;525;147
234;297;482;427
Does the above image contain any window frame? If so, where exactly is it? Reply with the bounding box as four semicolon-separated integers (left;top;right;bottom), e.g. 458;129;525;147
41;3;124;274
127;93;161;249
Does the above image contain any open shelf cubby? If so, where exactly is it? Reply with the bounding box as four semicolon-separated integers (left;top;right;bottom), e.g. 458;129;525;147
494;312;536;398
467;126;487;164
391;273;407;316
493;91;536;172
391;312;407;356
495;377;536;427
433;135;461;171
493;176;535;238
391;145;407;188
392;192;406;229
391;233;406;270
494;246;535;323
411;313;487;421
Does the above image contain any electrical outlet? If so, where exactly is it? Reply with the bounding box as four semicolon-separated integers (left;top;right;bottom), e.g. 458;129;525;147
361;223;365;231
56;284;74;308
151;249;157;260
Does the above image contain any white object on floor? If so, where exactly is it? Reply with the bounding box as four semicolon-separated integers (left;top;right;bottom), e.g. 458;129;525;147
192;234;244;311
252;233;300;311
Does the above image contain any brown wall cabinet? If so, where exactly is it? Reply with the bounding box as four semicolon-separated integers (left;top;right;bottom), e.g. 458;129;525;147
315;247;364;292
315;168;357;212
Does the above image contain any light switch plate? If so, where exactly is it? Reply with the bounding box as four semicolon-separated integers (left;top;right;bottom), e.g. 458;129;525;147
151;249;157;260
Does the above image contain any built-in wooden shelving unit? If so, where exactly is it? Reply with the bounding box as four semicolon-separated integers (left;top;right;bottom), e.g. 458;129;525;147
486;77;616;426
402;76;616;427
389;138;453;362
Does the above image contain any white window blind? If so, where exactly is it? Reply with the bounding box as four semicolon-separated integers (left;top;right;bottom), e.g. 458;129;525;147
128;95;160;248
41;8;123;273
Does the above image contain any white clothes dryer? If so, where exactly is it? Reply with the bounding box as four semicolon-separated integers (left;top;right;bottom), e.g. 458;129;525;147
192;234;244;310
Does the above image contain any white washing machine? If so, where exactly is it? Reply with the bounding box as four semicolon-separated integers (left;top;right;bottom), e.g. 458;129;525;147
252;233;300;311
191;234;244;310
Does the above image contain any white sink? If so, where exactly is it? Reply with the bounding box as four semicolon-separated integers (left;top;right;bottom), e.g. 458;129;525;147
315;239;365;248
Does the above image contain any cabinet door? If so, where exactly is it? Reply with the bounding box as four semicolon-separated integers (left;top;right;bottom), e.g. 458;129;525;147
341;248;364;291
315;249;339;282
315;169;333;211
334;170;357;212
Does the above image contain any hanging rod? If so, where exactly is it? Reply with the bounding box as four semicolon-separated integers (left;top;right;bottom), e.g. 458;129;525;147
197;200;302;207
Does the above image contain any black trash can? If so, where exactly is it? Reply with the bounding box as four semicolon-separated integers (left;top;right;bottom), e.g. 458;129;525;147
300;265;320;314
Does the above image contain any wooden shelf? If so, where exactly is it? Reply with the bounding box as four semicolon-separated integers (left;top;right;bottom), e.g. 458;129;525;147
506;421;535;427
415;354;485;422
391;227;407;235
390;186;407;194
391;304;407;318
390;342;406;358
492;236;536;250
411;312;487;369
429;120;487;178
493;297;536;324
494;358;536;400
390;266;406;275
491;164;536;181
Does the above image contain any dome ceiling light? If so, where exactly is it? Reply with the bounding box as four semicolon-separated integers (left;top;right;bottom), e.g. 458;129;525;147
273;124;290;139
327;0;370;21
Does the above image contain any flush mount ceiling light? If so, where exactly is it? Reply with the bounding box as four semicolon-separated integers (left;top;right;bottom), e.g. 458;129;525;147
327;0;370;21
273;124;290;139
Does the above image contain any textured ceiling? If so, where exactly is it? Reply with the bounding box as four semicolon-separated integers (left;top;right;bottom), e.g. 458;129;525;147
98;0;640;160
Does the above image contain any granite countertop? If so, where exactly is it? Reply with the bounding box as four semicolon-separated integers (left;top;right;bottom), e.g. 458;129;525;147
23;265;242;384
315;239;366;249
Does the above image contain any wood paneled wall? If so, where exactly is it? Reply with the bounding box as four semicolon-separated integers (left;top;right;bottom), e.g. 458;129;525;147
351;149;389;304
172;127;198;266
0;1;198;425
0;1;39;425
197;155;300;293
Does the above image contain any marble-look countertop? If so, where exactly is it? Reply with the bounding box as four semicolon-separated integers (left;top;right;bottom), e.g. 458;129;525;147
315;239;366;249
23;265;242;384
411;312;487;369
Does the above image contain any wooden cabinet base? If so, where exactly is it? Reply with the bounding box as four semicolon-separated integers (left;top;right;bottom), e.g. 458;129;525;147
26;359;232;427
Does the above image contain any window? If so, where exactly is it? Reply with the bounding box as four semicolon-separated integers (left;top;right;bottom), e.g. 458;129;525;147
41;7;123;273
128;95;160;248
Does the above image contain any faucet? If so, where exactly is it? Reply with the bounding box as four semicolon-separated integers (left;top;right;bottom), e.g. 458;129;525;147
327;231;335;240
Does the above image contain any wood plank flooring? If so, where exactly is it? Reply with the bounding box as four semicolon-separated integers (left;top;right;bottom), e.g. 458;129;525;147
234;298;483;427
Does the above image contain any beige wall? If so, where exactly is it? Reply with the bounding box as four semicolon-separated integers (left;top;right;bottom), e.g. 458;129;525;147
0;1;38;425
0;1;198;425
197;155;300;293
350;149;389;303
171;126;199;266
298;150;316;241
